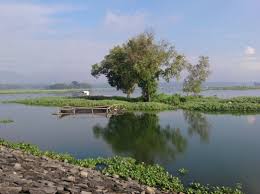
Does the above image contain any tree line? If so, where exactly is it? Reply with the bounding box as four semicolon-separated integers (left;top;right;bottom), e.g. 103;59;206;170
91;32;210;101
47;81;91;90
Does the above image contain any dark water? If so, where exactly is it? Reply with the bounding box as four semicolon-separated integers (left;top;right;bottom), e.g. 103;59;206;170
0;97;260;193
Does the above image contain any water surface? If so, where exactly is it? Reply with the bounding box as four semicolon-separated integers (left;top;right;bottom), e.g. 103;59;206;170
0;97;259;193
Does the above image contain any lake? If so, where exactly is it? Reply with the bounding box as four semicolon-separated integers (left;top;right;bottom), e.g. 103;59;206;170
0;93;260;193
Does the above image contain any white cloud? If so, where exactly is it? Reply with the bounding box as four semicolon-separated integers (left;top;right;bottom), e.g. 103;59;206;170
0;2;108;83
244;46;256;56
0;2;88;38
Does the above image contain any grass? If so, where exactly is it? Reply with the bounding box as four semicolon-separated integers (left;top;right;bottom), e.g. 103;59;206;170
153;94;260;113
0;119;14;124
6;94;260;113
0;139;243;194
8;96;173;111
0;89;84;95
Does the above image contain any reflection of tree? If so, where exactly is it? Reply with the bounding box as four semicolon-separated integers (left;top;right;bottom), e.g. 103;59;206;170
183;111;211;143
93;113;187;164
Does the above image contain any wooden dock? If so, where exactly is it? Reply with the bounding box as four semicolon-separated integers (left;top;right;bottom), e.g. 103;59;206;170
54;105;123;118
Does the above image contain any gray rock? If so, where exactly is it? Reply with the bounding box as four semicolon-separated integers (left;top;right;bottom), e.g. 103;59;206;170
14;163;22;170
80;170;89;178
0;146;166;194
0;186;22;194
81;191;92;194
67;176;76;182
145;186;155;194
113;174;120;178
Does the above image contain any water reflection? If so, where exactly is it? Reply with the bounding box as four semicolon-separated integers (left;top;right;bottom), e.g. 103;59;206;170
183;111;211;143
93;112;187;163
247;116;256;125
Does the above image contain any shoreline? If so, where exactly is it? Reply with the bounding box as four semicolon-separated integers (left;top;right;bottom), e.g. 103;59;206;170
0;145;163;194
0;139;243;194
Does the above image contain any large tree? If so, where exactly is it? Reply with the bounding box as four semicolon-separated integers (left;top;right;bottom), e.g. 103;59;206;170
183;56;210;95
91;32;188;101
91;46;137;98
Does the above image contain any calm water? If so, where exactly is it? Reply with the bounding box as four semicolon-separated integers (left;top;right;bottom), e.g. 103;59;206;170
88;86;260;98
0;93;260;193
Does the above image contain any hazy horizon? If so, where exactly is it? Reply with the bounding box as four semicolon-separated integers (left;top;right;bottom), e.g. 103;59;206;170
0;0;259;83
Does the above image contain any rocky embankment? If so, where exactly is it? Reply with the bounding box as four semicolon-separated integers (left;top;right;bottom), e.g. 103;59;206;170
0;146;178;194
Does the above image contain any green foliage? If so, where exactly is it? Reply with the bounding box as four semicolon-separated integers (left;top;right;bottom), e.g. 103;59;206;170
178;168;189;175
91;46;138;98
0;139;243;194
152;93;182;106
92;32;189;101
8;94;260;113
153;94;260;113
9;96;173;111
0;119;14;124
183;56;210;95
186;182;243;194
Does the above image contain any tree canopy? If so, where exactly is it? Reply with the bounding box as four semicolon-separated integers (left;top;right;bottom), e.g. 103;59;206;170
91;32;188;101
183;56;210;95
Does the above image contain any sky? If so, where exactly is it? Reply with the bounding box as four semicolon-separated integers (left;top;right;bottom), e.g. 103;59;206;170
0;0;259;84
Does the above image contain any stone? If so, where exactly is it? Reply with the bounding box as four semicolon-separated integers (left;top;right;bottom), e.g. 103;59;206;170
14;163;22;170
80;170;88;178
0;186;22;194
0;146;165;194
113;174;120;178
29;188;48;194
43;187;58;193
70;168;79;174
81;191;92;194
145;186;155;194
67;176;76;182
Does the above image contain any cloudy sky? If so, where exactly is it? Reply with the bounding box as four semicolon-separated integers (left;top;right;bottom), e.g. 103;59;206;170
0;0;259;83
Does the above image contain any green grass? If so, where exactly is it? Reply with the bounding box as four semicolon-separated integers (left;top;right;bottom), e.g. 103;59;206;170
7;94;260;113
0;139;243;194
153;94;260;113
8;96;173;111
206;86;260;91
0;119;14;124
0;89;84;95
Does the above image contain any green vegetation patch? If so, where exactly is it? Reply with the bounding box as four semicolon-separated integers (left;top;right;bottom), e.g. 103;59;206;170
0;119;14;124
153;94;260;113
7;94;260;113
8;96;173;111
0;139;243;194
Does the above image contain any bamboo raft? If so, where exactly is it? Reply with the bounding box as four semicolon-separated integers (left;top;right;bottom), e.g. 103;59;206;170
53;105;124;118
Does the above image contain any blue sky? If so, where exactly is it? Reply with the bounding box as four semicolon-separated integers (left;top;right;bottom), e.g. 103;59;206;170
0;0;259;83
